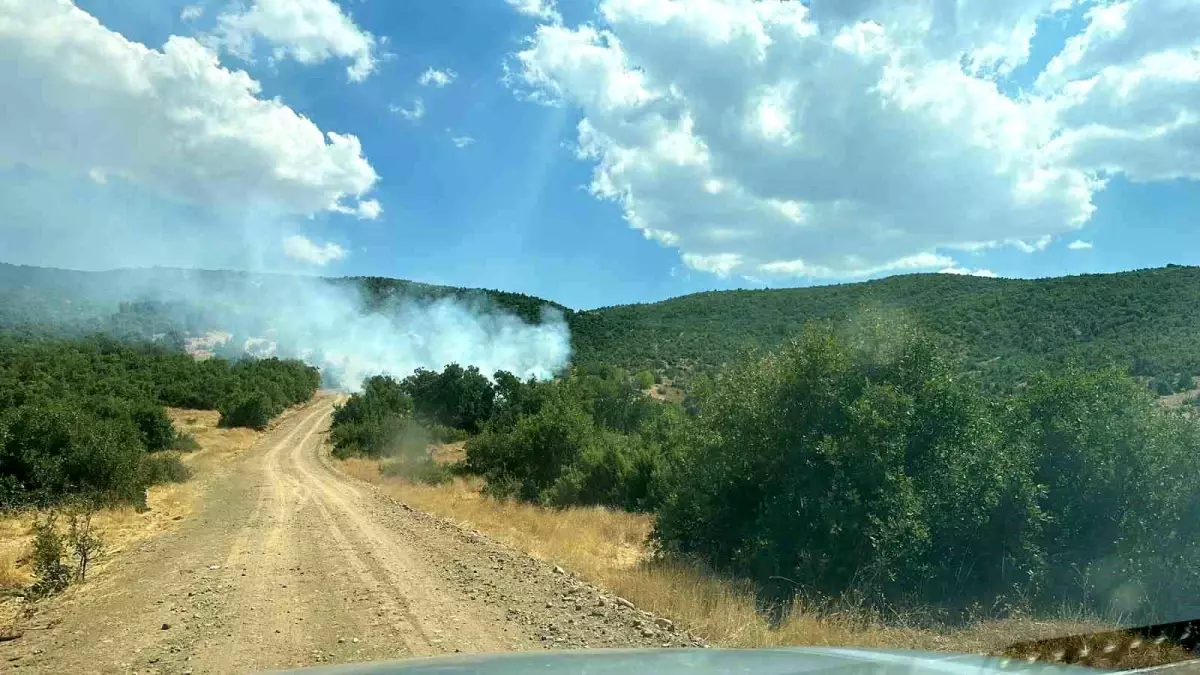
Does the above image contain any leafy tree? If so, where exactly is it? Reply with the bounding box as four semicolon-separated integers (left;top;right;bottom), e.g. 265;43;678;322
131;402;176;452
218;391;273;430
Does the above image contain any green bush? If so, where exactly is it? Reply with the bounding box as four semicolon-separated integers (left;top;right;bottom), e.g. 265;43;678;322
1153;377;1174;395
0;336;317;507
651;320;1200;619
465;395;595;503
140;453;192;486
29;513;71;598
401;364;496;433
218;391;273;430
331;415;430;460
0;403;147;508
131;403;176;452
1176;371;1194;392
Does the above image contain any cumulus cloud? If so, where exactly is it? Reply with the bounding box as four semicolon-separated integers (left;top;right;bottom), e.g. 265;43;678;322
451;135;477;149
282;234;348;266
215;0;379;82
1041;0;1200;182
508;0;1197;281
391;98;426;122
0;0;380;220
419;67;457;87
508;0;1097;280
1067;239;1094;250
505;0;562;24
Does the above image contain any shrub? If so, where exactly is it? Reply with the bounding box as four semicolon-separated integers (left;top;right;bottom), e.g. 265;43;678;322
331;415;431;460
170;432;201;451
0;336;316;507
0;403;147;508
140;453;192;486
465;395;595;503
1176;371;1194;392
219;391;273;430
29;513;71;598
67;506;103;582
651;320;1200;620
131;403;177;452
402;364;496;433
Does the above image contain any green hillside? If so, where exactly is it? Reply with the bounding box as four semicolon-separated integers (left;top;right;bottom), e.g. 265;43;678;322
3;262;1199;390
571;265;1200;389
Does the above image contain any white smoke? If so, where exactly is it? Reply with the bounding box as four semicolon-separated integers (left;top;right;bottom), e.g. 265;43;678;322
248;276;572;388
107;268;573;390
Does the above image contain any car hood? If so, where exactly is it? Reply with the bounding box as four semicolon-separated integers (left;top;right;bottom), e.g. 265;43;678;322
267;647;1110;675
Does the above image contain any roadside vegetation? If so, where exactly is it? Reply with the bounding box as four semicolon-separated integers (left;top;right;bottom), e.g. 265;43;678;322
0;336;319;509
333;311;1200;634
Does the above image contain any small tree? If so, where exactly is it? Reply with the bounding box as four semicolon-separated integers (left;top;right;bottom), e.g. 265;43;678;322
67;506;104;582
634;370;655;391
131;403;177;452
219;391;272;430
30;513;71;598
1176;372;1194;392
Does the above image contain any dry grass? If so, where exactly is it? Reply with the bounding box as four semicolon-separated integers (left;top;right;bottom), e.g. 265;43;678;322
337;455;1134;659
430;441;467;465
0;544;33;593
0;408;264;604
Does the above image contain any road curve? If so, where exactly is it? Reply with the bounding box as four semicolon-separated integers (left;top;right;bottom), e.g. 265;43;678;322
3;395;696;674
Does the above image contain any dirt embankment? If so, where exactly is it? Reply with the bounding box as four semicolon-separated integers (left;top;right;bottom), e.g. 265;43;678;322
1;396;697;674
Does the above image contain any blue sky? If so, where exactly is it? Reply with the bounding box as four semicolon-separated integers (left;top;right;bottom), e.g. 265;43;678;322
1;0;1198;309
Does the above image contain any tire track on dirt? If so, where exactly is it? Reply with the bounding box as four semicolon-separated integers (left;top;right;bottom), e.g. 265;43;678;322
3;394;699;675
283;430;508;656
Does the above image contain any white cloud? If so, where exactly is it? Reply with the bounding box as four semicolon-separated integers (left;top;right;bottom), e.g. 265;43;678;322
451;135;476;149
215;0;379;82
509;0;1200;281
1041;0;1200;182
939;266;999;278
1067;239;1094;250
391;98;425;122
419;67;457;87
508;0;1098;280
282;234;348;266
0;0;380;219
354;198;382;220
181;4;204;22
505;0;562;24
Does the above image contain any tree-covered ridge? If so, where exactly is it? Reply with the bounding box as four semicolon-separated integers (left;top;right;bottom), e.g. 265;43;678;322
4;262;1200;390
571;265;1200;388
344;275;572;325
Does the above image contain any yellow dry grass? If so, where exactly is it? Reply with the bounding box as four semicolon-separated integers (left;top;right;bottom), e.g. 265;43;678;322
338;456;1119;656
0;408;264;602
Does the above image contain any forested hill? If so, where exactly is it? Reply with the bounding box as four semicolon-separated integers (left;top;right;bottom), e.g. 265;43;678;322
572;265;1200;387
3;262;1199;388
0;264;568;330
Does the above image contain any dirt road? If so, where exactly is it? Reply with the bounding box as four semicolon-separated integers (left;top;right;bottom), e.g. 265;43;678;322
3;395;697;673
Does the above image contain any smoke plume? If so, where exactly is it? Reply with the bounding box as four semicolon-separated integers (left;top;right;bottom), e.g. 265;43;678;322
106;269;573;390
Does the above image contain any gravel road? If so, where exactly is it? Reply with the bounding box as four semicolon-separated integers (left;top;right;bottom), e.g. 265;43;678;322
2;395;699;674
